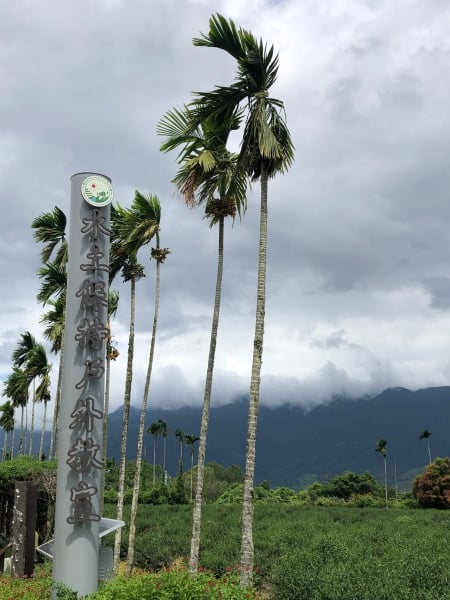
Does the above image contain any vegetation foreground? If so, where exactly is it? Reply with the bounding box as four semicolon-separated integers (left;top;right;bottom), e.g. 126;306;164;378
1;504;450;599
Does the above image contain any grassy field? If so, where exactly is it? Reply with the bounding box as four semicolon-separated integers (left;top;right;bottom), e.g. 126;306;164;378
101;503;450;599
1;504;450;598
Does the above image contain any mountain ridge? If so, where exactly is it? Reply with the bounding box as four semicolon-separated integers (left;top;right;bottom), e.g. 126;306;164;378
106;385;450;490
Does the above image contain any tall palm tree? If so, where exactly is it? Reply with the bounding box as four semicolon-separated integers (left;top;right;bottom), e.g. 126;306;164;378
101;289;120;511
419;430;432;465
126;192;170;573
175;428;185;467
375;439;388;508
159;419;168;478
36;263;67;459
0;401;15;460
191;14;294;585
184;433;200;501
148;420;163;486
32;206;68;459
110;202;147;575
158;103;247;575
2;367;29;456
39;292;65;460
35;365;51;460
12;331;37;446
16;337;50;456
28;343;51;456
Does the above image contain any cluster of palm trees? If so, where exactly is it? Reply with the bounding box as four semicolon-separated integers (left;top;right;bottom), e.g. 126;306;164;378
147;422;199;498
375;431;434;508
157;13;294;585
1;331;51;460
0;13;294;588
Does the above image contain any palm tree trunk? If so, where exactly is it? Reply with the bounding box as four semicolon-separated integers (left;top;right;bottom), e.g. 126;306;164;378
113;275;137;575
427;440;432;465
163;437;166;481
11;426;15;458
384;457;388;508
190;451;194;502
100;341;112;513
29;381;36;456
152;439;156;486
127;257;161;574
39;400;48;460
18;406;25;456
189;216;224;573
240;165;268;587
49;340;64;460
2;432;7;461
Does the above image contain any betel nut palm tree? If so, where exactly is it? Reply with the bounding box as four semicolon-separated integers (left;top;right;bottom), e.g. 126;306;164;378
419;429;432;465
375;438;388;508
0;401;15;459
184;433;200;501
12;331;38;455
100;289;120;512
15;335;51;457
191;13;294;585
110;201;147;574
2;367;29;456
148;420;162;486
175;427;185;467
158;102;248;574
37;262;66;460
126;192;170;574
32;206;67;460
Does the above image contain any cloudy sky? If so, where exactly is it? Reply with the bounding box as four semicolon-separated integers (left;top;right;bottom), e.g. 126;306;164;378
1;0;450;424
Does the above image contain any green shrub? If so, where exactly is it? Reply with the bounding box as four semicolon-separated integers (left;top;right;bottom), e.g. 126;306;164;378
88;564;255;600
346;493;386;508
413;457;450;508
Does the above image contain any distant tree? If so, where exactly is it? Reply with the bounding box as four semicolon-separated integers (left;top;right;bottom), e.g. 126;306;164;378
175;428;185;466
375;439;388;508
160;419;169;478
419;430;432;465
413;457;450;508
0;402;14;460
2;367;29;456
148;421;163;486
324;471;379;500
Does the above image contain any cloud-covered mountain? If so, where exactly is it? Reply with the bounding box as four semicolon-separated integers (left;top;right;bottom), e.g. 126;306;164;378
107;386;450;490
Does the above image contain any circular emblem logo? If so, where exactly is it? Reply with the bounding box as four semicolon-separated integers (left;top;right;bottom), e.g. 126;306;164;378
81;175;113;207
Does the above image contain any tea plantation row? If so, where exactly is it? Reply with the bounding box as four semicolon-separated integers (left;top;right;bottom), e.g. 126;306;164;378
103;503;450;599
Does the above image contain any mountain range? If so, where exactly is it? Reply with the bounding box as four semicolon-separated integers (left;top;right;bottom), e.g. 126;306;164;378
106;386;450;491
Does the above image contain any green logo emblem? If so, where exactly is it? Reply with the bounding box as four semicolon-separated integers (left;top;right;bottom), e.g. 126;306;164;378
81;175;113;207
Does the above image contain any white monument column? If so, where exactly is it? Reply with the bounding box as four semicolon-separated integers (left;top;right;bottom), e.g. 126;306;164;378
52;173;112;597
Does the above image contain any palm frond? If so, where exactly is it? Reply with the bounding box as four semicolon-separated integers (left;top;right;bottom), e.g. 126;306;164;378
193;13;247;60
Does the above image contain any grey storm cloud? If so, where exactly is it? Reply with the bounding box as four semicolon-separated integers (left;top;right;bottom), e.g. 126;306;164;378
2;0;450;415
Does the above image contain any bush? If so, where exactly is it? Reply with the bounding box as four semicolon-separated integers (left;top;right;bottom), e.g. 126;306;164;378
413;457;450;508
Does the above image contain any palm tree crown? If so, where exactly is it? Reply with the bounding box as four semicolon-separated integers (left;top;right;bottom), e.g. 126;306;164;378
31;205;68;266
191;14;294;181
